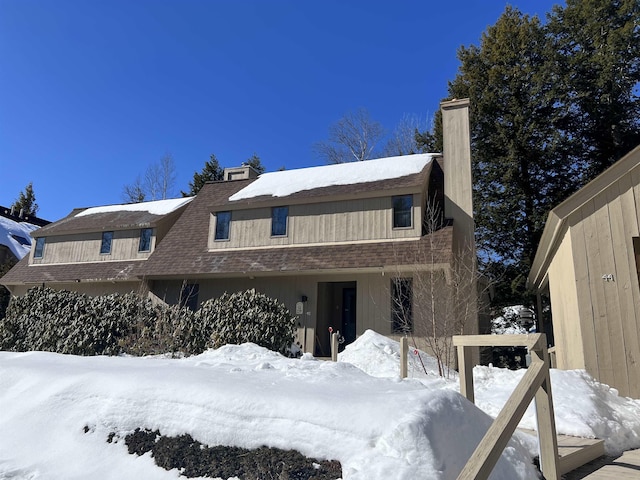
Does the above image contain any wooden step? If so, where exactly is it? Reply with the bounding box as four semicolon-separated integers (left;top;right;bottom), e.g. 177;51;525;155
519;429;605;475
557;434;605;475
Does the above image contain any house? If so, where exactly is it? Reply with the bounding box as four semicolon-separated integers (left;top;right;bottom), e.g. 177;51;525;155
528;144;640;398
0;206;49;269
1;197;193;296
2;99;479;358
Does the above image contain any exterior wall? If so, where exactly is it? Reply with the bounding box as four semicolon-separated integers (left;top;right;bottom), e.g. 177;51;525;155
208;195;423;250
148;266;468;370
559;167;640;398
31;229;155;264
150;272;402;355
7;281;144;298
546;231;585;371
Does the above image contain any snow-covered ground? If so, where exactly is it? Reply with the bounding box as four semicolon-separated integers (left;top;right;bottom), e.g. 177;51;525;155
1;330;640;480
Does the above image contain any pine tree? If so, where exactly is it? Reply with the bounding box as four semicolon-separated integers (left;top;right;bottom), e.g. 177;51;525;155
547;0;640;178
244;153;265;174
442;1;640;303
448;8;574;286
181;154;224;197
11;182;39;216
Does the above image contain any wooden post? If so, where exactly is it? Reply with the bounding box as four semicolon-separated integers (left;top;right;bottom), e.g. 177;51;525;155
331;333;338;362
531;339;560;480
457;345;474;403
400;337;408;379
452;334;560;480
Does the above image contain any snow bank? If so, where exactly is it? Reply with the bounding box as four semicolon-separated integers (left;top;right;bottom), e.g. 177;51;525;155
229;154;434;201
0;344;536;480
0;215;39;259
75;197;193;217
2;330;640;480
472;365;640;455
342;331;640;455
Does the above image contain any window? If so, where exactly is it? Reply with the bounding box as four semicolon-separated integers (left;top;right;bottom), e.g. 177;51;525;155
10;234;30;246
100;231;113;255
215;211;231;241
34;237;45;259
393;195;413;228
139;228;152;252
271;206;288;237
180;283;200;311
392;278;412;333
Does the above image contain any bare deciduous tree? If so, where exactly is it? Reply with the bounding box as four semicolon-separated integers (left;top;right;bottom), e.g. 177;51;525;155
382;113;429;157
314;108;385;163
391;200;489;377
123;154;177;203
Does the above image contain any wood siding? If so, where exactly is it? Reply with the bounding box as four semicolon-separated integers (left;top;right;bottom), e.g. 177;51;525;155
208;195;423;250
31;229;155;264
547;232;585;371
557;166;640;398
151;272;397;355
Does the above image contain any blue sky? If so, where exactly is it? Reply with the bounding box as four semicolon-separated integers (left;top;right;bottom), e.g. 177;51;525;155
1;0;560;221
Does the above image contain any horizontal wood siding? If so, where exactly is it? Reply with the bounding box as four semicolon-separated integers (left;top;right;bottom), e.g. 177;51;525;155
32;230;155;264
208;195;422;250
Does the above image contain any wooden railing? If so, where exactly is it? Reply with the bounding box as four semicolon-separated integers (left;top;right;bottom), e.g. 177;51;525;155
452;334;560;480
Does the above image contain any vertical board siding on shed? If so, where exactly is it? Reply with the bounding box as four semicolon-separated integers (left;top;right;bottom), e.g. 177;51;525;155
585;194;617;387
564;169;640;398
596;186;629;394
207;196;421;250
546;235;575;370
606;181;640;397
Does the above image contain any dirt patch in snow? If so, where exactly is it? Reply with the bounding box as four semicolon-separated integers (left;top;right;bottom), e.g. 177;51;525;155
107;428;342;479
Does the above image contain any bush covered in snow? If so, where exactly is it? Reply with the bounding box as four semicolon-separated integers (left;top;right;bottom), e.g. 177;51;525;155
0;286;296;356
198;288;296;355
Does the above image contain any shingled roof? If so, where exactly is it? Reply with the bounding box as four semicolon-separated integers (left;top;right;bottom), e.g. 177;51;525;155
32;198;193;237
1;255;144;285
140;160;449;279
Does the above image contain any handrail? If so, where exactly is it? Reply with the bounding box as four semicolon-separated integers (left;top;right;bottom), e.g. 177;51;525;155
452;334;560;480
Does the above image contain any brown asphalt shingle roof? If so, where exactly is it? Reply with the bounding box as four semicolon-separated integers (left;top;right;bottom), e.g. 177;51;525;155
140;164;450;278
32;208;178;237
1;255;144;285
2;161;447;285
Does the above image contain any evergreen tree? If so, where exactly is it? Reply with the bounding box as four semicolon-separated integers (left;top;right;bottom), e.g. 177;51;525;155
442;1;640;303
181;154;224;197
11;182;39;216
415;110;443;153
547;0;640;178
448;8;574;287
244;153;266;175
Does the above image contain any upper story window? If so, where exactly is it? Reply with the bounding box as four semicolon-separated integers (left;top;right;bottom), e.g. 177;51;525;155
139;228;152;252
215;211;231;241
393;194;413;228
34;237;45;259
100;231;114;255
271;206;288;237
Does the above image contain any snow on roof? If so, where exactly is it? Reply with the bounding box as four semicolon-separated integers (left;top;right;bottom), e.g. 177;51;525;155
229;154;435;201
0;215;39;260
75;197;193;217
